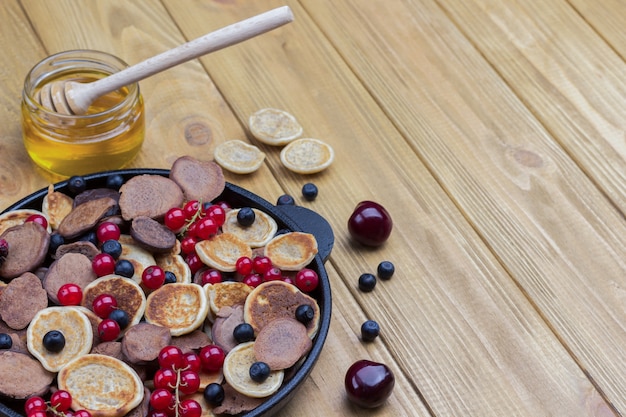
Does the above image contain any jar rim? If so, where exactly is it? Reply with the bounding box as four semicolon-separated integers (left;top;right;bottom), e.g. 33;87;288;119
23;49;140;119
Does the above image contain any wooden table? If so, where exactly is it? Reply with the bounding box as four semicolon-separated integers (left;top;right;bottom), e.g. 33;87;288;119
1;1;625;416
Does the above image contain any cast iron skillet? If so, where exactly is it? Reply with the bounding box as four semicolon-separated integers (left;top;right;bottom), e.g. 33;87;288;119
0;168;333;417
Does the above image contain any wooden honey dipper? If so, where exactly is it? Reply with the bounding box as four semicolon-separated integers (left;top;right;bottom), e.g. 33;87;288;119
37;6;293;115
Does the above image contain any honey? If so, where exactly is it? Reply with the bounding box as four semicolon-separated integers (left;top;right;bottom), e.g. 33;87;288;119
21;50;145;177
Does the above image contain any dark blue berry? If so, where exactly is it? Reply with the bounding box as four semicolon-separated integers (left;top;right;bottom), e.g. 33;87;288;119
0;333;12;349
233;323;255;343
164;271;177;284
203;383;225;406
249;361;271;382
361;320;380;342
67;176;87;195
105;174;125;190
358;273;377;292
377;261;395;280
48;233;65;255
108;309;130;330
79;231;98;246
295;304;315;324
101;239;122;259
237;207;255;227
276;194;295;205
43;330;65;352
301;183;318;201
114;259;135;278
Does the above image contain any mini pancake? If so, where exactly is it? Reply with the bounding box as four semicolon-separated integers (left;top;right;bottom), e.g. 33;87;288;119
263;232;318;271
214;140;266;174
118;175;184;221
205;282;253;318
254;318;312;370
222;342;284;398
0;272;48;330
248;108;303;146
279;138;334;174
0;350;55;399
57;353;144;417
144;283;209;336
195;233;252;272
42;184;73;230
81;275;147;329
118;235;156;283
221;208;278;248
57;197;118;239
26;306;94;372
155;252;192;284
0;221;50;280
169;156;225;204
244;281;320;338
0;208;51;235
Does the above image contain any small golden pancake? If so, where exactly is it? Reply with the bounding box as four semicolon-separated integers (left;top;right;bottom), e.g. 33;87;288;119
118;235;156;283
221;209;278;248
248;108;303;146
263;232;318;271
195;233;252;272
42;184;73;230
198;368;224;391
204;282;253;317
0;209;51;235
81;275;147;329
57;354;144;417
279;138;334;174
155;252;192;284
26;306;94;372
144;283;209;336
222;342;284;398
244;281;320;338
214;140;266;174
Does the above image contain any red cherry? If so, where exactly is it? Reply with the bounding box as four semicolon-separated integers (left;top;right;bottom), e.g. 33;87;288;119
235;256;253;275
243;273;263;288
142;265;165;290
98;318;120;341
295;268;319;292
199;344;225;372
158;345;186;370
92;294;117;318
200;269;222;285
24;396;47;415
153;368;177;390
195;217;218;240
347;201;393;246
179;369;201;395
252;256;272;274
164;207;187;232
92;253;115;277
57;283;83;306
150;388;174;411
344;360;395;408
178;399;202;417
25;214;48;230
50;390;72;412
96;221;121;242
205;204;226;226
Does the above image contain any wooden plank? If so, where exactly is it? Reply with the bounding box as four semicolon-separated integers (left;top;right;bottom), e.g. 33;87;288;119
295;0;626;413
164;0;613;415
568;0;626;61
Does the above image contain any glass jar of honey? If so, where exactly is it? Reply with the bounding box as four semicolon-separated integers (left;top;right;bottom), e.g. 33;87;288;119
21;50;145;177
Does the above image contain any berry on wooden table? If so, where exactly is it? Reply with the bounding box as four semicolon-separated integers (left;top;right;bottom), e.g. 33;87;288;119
377;261;395;280
358;273;377;292
361;320;380;342
301;182;318;201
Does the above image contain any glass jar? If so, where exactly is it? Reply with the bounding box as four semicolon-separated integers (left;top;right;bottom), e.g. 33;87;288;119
21;50;145;177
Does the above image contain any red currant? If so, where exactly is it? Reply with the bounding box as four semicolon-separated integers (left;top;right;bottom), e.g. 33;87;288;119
142;265;165;290
164;207;187;232
57;283;83;306
183;200;201;220
179;370;201;395
200;269;222;285
195;217;218;240
205;204;226;226
50;390;72;412
252;256;272;274
295;268;319;292
179;399;202;417
96;222;121;242
183;351;202;373
199;344;225;372
263;267;282;281
24;396;47;415
243;273;263;288
153;368;177;390
25;214;48;230
150;388;174;411
185;253;203;274
92;253;115;277
282;276;295;285
98;318;121;341
158;345;186;370
180;236;198;255
92;294;118;318
148;411;169;417
74;410;92;417
26;411;47;417
235;256;253;275
186;221;199;238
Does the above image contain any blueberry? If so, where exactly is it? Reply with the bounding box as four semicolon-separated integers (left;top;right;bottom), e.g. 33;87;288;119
295;304;315;324
377;261;395;280
237;207;256;227
249;361;271;382
0;333;12;349
361;320;380;342
108;309;130;330
101;239;122;259
114;259;135;278
301;183;318;201
164;271;177;284
67;176;87;195
43;330;65;352
203;383;225;406
105;174;125;190
358;273;377;292
276;194;295;206
233;323;255;343
79;231;98;246
48;233;65;255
